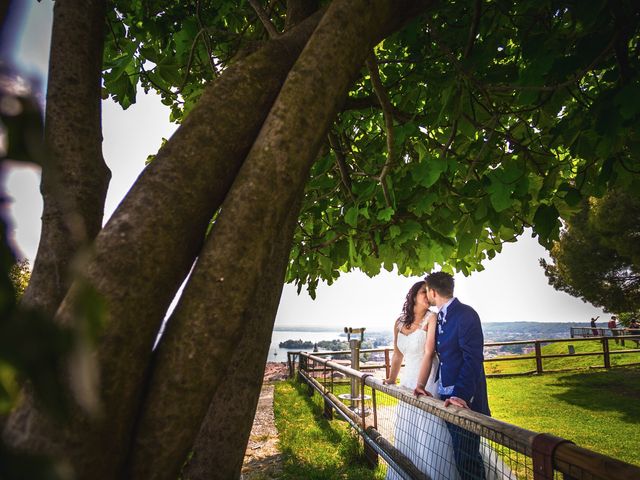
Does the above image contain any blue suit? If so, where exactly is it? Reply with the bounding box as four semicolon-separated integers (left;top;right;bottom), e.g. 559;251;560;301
436;297;490;479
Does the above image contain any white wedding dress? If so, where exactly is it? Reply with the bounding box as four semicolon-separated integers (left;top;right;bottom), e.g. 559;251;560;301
386;324;461;480
385;323;513;480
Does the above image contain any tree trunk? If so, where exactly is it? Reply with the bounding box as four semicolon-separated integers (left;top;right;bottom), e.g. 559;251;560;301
127;1;434;478
3;12;322;478
180;195;304;480
23;0;110;317
4;2;434;477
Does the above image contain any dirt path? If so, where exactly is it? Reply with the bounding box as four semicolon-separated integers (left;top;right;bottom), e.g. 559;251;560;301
240;363;288;479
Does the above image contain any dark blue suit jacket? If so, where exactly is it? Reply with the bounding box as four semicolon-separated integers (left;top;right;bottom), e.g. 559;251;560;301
436;298;490;416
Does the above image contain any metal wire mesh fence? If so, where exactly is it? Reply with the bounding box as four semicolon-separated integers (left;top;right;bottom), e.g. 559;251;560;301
295;352;640;480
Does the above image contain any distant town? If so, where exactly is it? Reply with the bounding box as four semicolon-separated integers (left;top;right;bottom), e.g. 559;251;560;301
278;322;593;358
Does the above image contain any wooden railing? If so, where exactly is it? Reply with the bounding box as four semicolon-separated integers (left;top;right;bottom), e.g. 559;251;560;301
484;335;640;374
295;352;640;480
570;326;640;345
287;335;640;378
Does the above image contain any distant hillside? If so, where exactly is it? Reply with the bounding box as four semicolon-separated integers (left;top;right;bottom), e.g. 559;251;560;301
481;321;589;342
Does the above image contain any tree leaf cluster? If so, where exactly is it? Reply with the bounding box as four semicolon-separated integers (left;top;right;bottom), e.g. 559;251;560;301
103;1;640;296
541;186;640;318
103;0;280;119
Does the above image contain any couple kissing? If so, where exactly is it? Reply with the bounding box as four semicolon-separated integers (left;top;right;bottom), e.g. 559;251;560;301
385;272;495;480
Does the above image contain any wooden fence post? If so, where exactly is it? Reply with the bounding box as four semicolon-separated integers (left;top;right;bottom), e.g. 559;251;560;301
535;341;543;374
603;337;611;369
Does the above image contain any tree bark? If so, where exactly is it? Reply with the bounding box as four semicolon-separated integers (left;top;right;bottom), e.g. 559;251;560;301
285;0;319;30
127;1;434;478
2;12;322;478
180;195;303;480
23;0;110;317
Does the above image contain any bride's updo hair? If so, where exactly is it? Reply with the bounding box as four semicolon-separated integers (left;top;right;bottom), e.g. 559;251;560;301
399;281;425;328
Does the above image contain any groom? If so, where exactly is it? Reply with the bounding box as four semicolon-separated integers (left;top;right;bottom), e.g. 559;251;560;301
415;271;489;480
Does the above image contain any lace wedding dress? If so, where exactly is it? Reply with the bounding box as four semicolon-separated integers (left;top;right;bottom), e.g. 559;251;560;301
385;323;460;480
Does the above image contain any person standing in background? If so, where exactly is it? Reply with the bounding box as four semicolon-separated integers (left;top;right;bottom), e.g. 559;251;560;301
608;316;619;344
590;316;599;336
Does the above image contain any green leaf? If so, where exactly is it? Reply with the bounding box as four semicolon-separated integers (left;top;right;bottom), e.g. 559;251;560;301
533;203;560;243
157;63;182;87
614;82;640;120
488;180;513;212
344;206;359;227
389;225;402;239
411;153;447;188
564;188;582;207
377;207;395;221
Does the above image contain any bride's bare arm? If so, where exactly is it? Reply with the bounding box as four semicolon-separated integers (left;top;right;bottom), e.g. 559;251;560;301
384;320;403;384
414;312;437;396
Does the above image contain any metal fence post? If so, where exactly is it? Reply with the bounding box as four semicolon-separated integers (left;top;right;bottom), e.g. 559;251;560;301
384;348;390;379
361;376;378;468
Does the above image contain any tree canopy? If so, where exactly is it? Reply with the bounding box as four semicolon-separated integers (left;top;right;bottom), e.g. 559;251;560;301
105;0;640;295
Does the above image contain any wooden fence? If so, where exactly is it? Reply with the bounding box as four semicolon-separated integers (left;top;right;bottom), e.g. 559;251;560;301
294;351;640;480
286;334;640;379
484;335;640;374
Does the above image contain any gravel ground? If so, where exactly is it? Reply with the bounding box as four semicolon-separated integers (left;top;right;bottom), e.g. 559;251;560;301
240;363;288;479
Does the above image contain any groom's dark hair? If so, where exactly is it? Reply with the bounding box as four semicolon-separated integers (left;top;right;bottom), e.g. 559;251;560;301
424;271;454;298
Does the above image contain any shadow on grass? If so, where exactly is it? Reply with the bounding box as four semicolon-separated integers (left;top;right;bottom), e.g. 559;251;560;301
551;367;640;424
296;382;350;444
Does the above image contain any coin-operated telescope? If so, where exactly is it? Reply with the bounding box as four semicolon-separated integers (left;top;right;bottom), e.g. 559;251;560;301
338;327;370;416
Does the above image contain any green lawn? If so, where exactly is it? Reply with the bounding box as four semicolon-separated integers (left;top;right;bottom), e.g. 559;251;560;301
485;339;640;375
273;380;386;479
487;365;640;466
275;361;640;476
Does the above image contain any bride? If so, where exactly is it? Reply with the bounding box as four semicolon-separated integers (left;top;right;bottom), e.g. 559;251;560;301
384;281;460;480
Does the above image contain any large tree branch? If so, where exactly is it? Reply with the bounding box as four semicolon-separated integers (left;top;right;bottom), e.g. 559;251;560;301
127;1;435;477
463;0;482;59
285;0;319;30
22;0;110;317
196;0;218;77
343;95;414;123
328;131;356;202
367;53;396;207
248;0;280;38
180;192;304;480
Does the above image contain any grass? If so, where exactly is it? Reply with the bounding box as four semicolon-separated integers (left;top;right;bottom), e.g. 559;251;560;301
487;365;640;466
485;339;640;375
274;351;640;477
273;380;386;479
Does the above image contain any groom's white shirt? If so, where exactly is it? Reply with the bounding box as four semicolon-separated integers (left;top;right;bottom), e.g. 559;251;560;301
437;297;456;396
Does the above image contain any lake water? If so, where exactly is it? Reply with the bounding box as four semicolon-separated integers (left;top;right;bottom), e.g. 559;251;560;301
268;329;345;361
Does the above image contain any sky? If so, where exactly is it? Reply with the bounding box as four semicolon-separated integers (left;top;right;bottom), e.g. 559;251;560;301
1;1;608;332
